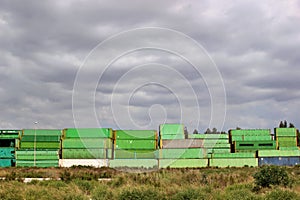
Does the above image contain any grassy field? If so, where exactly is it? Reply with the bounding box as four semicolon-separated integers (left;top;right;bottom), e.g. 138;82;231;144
0;166;299;199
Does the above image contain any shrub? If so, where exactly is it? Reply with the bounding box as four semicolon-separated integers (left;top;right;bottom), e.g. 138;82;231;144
253;166;291;188
91;185;114;200
171;189;206;200
264;189;299;200
118;188;162;200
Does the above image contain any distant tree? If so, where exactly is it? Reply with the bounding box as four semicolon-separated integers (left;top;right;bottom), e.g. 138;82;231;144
279;121;284;128
193;129;199;134
236;127;242;130
284;120;287;128
212;128;218;134
289;123;295;128
221;131;227;134
204;128;211;134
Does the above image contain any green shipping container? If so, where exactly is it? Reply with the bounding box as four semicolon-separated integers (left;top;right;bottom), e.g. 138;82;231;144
115;139;157;150
203;143;231;148
275;128;297;137
231;135;272;142
258;150;300;157
16;160;59;167
212;152;256;158
114;149;157;159
157;148;207;159
210;158;258;167
160;134;185;140
62;148;112;159
63;128;113;138
188;134;229;140
159;159;208;168
230;129;271;136
20;141;60;149
109;159;158;169
23;129;62;136
115;130;157;140
159;124;184;135
16;150;59;160
234;141;276;151
62;138;113;149
21;135;61;142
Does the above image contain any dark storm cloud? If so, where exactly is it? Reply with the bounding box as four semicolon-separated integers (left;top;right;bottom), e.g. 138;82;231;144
0;0;299;131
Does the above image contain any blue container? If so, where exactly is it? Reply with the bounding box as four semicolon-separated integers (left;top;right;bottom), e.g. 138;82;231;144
0;159;13;167
259;156;300;166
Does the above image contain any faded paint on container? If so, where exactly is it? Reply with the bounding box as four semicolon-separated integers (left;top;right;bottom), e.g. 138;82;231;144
59;159;109;168
162;139;204;149
114;149;157;159
159;159;208;168
157;148;207;159
210;158;258;167
109;159;158;169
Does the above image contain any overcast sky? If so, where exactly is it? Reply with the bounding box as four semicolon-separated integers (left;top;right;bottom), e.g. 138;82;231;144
0;0;299;132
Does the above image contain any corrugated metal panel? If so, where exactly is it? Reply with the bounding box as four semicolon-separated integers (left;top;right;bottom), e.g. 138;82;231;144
16;160;59;167
259;157;300;166
114;149;157;159
20;141;60;149
212;152;256;158
62;138;113;149
210;158;258;167
231;135;272;142
59;159;109;168
21;135;60;142
230;129;271;136
275;128;297;137
188;134;229;140
162;139;204;148
160;134;185;140
115;140;157;150
258;150;300;157
115;130;157;140
109;159;158;168
159;159;208;168
63;128;113;138
62;148;112;159
279;147;299;150
23;129;62;136
157;148;207;159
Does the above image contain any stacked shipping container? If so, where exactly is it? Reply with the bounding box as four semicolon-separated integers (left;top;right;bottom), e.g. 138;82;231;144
60;128;113;167
16;129;61;167
159;124;208;168
110;130;158;168
275;128;299;150
0;130;20;167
